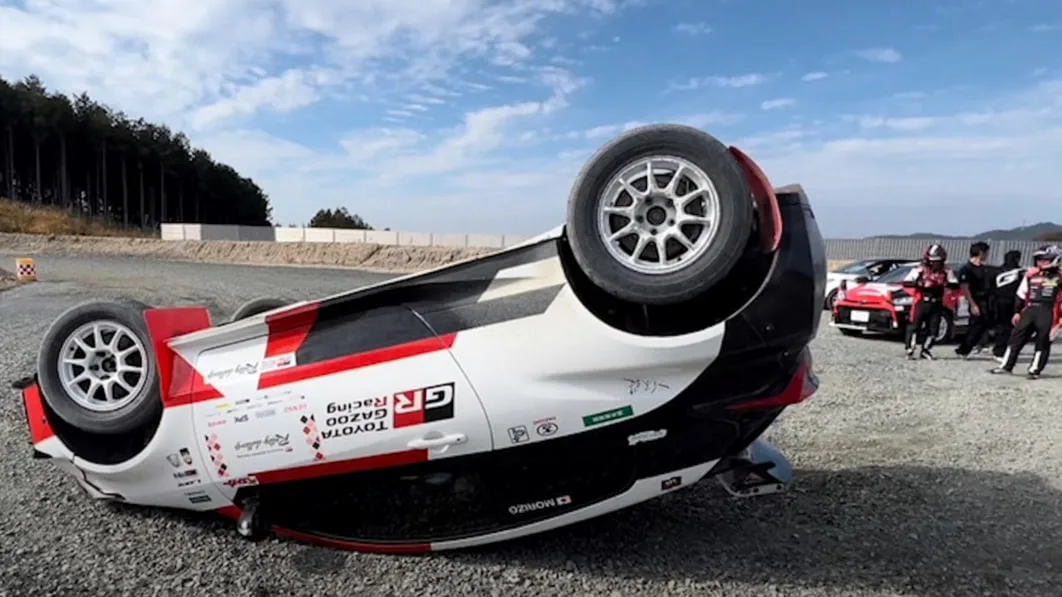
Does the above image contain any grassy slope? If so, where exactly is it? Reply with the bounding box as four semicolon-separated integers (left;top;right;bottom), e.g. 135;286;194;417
0;198;153;237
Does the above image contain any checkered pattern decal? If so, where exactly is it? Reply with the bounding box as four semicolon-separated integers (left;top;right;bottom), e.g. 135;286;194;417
300;414;326;461
204;433;229;478
15;262;36;280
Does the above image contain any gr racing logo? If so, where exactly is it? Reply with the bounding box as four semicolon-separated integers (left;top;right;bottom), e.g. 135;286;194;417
393;382;455;428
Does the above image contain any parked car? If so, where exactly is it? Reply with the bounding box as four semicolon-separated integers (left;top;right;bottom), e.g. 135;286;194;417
823;258;911;310
830;261;971;343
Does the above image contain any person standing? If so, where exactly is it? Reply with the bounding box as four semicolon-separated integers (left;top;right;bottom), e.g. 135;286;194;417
954;241;993;359
903;244;960;360
990;245;1062;378
988;250;1025;361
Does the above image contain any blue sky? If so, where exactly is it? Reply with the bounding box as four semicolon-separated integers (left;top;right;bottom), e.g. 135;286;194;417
1;0;1061;238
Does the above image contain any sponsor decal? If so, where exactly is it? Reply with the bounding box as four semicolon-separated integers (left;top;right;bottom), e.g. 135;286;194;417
206;362;259;381
508;495;572;515
627;429;667;446
661;476;682;491
166;447;196;470
393;382;455;428
234;433;293;458
215;403;231;411
261;352;296;373
255;408;276;419
235;398;250;405
300;414;326;461
582;405;634;427
623;378;671;396
185;490;212;505
534;417;558;437
224;475;259;488
233;413;250;424
507;425;530;444
207;419;227;428
322;397;390;439
173;468;198;479
177;478;201;488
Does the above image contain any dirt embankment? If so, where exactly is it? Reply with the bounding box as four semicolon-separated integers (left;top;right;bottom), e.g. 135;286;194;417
0;232;500;273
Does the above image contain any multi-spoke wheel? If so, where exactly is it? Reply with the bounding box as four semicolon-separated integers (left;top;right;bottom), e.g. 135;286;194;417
37;299;162;434
566;124;754;305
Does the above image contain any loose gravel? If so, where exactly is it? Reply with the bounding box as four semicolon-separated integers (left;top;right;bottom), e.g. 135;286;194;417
1;254;1060;597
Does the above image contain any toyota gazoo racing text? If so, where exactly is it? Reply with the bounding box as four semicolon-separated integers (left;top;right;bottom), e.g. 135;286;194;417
15;124;826;553
830;261;971;343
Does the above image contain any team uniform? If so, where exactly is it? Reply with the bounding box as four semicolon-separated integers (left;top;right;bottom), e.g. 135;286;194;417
988;263;1026;359
992;247;1062;378
902;245;959;360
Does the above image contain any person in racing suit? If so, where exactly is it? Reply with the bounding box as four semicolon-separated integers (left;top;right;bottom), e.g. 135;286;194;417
991;245;1062;378
988;250;1025;360
902;244;960;360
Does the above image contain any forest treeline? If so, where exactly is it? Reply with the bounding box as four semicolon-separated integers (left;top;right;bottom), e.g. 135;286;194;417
0;73;272;229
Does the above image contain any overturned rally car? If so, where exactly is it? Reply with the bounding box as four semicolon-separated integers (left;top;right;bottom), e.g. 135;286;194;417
15;124;826;553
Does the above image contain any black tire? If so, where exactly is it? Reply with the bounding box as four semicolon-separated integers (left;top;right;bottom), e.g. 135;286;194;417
934;313;954;344
565;124;754;305
824;288;839;311
36;298;161;435
230;297;292;322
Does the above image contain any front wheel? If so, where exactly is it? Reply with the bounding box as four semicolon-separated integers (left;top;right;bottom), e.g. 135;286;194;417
824;289;839;311
565;124;755;305
934;313;954;344
36;299;162;435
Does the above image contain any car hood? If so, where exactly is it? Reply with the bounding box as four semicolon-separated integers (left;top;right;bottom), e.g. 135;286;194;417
842;282;910;303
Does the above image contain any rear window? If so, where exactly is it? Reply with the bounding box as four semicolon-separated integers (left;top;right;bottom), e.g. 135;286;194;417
835;261;873;274
874;265;914;284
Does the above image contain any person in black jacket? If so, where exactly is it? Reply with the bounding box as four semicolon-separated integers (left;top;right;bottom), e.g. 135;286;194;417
954;241;993;358
903;244;960;360
988;250;1024;361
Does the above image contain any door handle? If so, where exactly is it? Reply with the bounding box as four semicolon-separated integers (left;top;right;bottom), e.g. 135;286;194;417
407;433;467;450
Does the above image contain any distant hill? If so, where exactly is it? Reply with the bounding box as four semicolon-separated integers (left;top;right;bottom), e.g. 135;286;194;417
872;222;1062;241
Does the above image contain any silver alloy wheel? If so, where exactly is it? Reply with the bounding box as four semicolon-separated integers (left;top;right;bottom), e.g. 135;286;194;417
597;155;722;275
56;320;148;413
935;317;950;343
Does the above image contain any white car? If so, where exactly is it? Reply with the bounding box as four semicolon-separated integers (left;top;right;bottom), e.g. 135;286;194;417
823;258;911;310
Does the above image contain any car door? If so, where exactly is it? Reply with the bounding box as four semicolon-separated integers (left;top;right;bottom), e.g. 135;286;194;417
189;304;493;485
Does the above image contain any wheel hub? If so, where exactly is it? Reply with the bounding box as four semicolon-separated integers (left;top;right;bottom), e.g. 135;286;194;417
56;320;148;413
597;155;722;275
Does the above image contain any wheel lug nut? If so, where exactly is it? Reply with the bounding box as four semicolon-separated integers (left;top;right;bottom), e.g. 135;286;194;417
668;220;675;225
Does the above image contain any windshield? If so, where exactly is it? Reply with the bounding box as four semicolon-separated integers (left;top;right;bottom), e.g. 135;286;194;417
834;260;874;274
874;265;915;284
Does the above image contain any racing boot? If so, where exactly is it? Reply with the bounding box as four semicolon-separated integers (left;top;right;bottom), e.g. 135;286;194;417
920;347;935;360
715;439;793;498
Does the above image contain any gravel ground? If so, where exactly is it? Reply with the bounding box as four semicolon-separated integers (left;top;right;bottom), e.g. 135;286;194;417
1;254;1061;597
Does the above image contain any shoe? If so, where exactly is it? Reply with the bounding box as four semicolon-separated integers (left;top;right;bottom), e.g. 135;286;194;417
920;348;935;360
989;367;1012;375
953;347;969;360
1027;371;1041;380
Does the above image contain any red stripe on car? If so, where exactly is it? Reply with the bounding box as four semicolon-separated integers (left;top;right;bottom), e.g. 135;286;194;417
142;307;220;407
213;505;431;553
258;333;458;390
263;302;320;358
21;383;55;443
252;448;429;485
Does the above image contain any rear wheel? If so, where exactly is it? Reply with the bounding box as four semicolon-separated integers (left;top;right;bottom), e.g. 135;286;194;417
824;288;839;311
565;124;754;305
36;299;161;435
230;297;292;322
935;313;954;344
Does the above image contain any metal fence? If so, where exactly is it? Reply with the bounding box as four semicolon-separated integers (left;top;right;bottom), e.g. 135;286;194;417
825;238;1050;265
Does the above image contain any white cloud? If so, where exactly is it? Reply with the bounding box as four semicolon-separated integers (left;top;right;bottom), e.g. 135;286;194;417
669;73;769;91
852;115;937;131
673;21;711;36
801;71;829;82
855;47;903;63
1030;23;1059;32
760;98;796;111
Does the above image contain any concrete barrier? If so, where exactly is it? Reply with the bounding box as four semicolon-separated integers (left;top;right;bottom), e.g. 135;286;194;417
156;224;1051;263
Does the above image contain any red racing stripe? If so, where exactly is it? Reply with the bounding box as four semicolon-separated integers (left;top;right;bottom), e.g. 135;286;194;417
167;355;224;407
21;383;55;444
258;333;457;390
253;448;429;485
212;505;431;553
142;307;218;408
263;302;320;358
